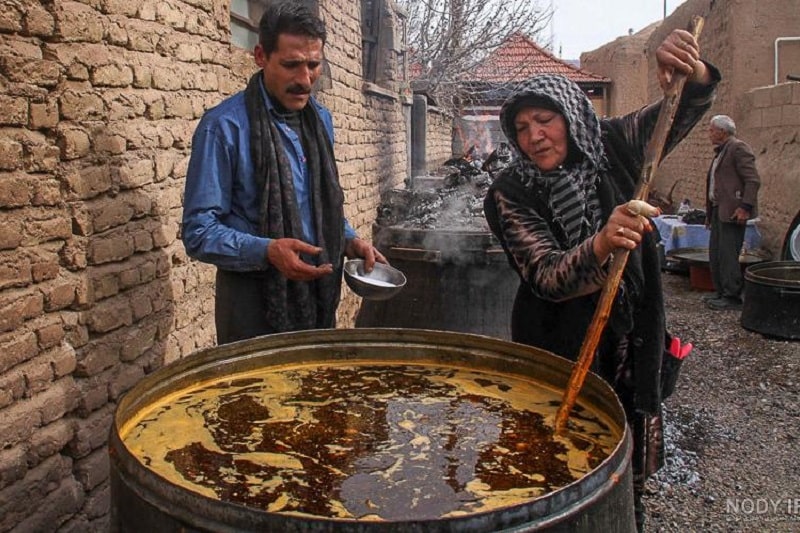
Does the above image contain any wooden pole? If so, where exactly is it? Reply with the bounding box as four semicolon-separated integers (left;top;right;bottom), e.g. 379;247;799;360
553;16;705;434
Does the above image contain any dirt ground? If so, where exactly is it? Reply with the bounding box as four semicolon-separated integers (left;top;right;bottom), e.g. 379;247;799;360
643;271;800;532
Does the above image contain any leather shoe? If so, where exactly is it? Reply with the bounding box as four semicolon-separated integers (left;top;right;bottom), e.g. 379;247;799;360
704;297;726;307
706;296;742;310
702;293;722;302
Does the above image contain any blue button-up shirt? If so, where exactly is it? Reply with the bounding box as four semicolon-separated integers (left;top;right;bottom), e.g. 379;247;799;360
182;79;356;271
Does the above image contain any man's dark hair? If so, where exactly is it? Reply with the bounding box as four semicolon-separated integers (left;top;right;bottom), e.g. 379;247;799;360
258;1;327;55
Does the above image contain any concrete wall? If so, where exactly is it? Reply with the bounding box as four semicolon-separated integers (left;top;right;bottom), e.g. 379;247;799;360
580;0;800;256
0;0;416;529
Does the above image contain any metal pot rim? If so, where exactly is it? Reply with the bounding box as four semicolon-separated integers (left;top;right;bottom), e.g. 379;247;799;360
745;260;800;287
111;328;633;531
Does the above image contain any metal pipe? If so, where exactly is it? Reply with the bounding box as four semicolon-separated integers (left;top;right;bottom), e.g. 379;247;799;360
774;37;800;85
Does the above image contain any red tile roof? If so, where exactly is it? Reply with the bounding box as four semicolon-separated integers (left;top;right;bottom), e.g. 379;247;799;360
470;33;609;84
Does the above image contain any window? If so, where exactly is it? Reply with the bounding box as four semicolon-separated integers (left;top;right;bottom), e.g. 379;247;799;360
362;0;407;92
231;1;320;50
362;0;382;82
230;0;265;49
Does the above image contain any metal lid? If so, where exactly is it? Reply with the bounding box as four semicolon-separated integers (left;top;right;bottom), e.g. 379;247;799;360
668;247;768;266
782;210;800;261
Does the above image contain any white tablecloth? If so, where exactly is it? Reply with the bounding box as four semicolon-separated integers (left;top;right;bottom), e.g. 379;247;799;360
653;215;761;255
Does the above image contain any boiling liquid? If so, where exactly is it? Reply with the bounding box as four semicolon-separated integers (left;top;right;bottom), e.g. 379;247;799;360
121;362;619;520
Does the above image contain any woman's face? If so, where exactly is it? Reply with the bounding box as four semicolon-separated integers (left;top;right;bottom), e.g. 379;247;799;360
513;107;569;171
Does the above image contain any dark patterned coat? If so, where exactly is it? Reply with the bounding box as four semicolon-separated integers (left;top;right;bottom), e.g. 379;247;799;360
484;72;719;415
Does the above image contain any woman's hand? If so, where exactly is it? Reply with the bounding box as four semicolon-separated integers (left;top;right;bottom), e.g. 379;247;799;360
593;203;659;262
656;28;711;89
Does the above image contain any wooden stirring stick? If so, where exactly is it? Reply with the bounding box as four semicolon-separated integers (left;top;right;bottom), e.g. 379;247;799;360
554;16;705;435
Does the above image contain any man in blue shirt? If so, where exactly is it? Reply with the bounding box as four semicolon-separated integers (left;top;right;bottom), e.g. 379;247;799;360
182;1;385;344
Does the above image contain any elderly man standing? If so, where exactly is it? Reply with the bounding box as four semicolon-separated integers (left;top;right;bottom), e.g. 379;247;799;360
704;114;761;310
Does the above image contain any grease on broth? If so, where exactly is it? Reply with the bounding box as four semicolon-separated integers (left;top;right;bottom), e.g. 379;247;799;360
121;362;620;520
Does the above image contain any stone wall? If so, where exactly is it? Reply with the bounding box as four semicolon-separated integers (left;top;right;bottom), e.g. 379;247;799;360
0;0;412;529
580;0;800;257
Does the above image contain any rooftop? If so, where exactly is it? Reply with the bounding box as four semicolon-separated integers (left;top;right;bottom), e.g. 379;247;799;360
470;33;610;84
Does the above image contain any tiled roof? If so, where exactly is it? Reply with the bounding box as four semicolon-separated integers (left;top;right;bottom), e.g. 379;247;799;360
470;33;609;84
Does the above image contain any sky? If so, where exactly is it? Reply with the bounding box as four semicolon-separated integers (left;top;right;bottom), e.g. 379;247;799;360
549;0;689;60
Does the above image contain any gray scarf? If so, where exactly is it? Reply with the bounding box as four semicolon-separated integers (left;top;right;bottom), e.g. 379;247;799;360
499;74;608;248
244;72;345;332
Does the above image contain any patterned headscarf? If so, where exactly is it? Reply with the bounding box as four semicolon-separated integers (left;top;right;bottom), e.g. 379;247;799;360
499;74;608;248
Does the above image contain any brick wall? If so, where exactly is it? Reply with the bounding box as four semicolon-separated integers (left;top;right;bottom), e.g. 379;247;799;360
580;0;800;257
425;105;453;169
318;0;411;325
0;0;412;529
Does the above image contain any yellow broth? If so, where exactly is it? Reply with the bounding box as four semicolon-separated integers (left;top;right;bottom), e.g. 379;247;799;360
120;362;620;520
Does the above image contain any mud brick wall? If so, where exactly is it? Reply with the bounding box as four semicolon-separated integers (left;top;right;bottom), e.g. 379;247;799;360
738;83;800;253
319;0;410;325
0;0;411;529
425;105;453;170
579;25;654;118
580;0;800;257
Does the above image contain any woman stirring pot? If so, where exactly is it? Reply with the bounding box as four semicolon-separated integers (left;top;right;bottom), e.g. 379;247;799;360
484;29;717;531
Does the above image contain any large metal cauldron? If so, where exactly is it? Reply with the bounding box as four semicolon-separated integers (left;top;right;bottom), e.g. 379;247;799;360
110;329;635;532
356;226;518;339
741;261;800;339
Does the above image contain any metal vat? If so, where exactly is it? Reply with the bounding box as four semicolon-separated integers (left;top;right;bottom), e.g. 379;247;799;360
109;329;635;532
356;227;518;339
742;261;800;339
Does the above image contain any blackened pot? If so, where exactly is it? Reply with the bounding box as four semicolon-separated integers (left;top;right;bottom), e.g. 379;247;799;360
355;226;518;339
109;328;635;532
741;261;800;339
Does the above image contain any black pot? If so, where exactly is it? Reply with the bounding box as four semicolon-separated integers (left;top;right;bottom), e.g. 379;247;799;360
741;261;800;339
356;226;518;339
110;329;635;532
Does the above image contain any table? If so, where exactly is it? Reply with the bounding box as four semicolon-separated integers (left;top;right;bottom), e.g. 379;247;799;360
653;215;762;255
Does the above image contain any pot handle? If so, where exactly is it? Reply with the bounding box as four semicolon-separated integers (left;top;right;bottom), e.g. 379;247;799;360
386;246;442;263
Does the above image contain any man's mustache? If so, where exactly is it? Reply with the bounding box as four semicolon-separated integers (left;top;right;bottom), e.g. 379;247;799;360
287;84;311;95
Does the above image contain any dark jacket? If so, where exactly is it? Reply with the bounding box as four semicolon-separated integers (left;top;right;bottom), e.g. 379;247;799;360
485;74;719;415
706;136;760;221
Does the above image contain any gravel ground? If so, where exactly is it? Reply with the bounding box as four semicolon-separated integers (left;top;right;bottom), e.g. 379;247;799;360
643;271;800;532
381;176;800;531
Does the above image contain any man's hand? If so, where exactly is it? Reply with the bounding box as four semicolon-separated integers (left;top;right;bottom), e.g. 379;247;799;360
266;238;333;281
345;237;387;273
730;207;751;225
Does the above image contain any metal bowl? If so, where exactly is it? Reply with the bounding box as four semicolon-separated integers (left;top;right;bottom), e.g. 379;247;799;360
343;259;406;300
